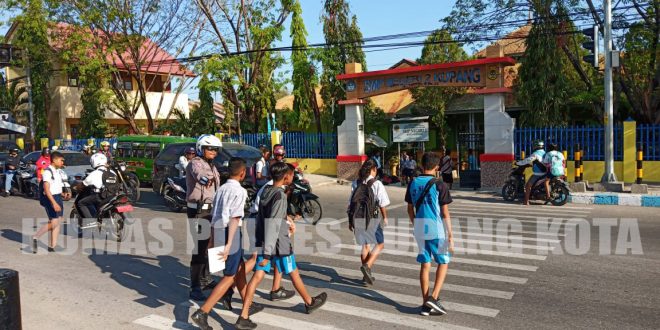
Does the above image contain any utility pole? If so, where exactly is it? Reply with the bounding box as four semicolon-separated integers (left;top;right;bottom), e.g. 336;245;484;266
601;0;616;182
24;50;35;150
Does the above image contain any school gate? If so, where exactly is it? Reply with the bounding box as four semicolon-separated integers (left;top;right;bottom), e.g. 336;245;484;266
336;45;516;188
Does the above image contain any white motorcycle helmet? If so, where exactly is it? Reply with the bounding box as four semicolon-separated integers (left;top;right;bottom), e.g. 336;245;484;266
195;134;222;156
90;153;108;169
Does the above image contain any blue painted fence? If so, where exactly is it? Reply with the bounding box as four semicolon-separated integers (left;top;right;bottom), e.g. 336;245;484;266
49;138;118;151
514;126;623;161
637;124;660;161
223;132;337;159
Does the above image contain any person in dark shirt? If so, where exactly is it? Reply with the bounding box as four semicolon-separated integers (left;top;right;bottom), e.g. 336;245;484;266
2;148;21;197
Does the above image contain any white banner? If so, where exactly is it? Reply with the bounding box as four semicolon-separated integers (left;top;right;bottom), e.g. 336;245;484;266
392;122;429;143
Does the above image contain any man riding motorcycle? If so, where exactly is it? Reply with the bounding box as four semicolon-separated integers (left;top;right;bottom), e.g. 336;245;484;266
75;153;110;219
2;148;21;197
517;140;547;205
177;147;196;177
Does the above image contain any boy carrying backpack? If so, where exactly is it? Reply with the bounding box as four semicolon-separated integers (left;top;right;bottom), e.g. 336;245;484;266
348;160;390;286
405;152;454;316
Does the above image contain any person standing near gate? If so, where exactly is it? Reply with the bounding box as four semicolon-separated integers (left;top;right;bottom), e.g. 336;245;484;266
186;135;223;301
440;148;454;189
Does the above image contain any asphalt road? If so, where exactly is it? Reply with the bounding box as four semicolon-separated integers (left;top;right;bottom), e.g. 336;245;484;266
1;183;659;330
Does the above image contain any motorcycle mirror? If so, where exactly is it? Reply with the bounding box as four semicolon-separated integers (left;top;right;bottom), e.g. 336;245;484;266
222;161;229;167
112;142;118;149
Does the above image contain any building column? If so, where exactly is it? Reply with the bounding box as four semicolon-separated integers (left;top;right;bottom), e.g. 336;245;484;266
336;99;367;182
480;93;515;189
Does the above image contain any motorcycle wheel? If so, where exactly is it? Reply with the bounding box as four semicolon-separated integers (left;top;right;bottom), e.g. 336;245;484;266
164;189;183;213
302;199;323;225
550;185;569;206
502;181;517;202
126;173;141;204
107;211;126;242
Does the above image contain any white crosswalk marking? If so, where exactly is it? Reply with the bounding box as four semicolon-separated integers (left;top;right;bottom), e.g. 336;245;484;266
334;244;540;271
315;252;528;284
383;229;561;243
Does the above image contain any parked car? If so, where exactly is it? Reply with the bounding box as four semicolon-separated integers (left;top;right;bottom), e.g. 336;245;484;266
114;135;196;184
151;142;262;195
22;150;91;186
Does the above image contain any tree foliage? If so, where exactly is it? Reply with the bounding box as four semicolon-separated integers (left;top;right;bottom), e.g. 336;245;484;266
0;79;28;124
196;0;293;135
411;29;468;144
319;0;367;129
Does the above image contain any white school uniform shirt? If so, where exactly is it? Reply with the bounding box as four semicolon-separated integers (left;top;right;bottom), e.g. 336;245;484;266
42;165;67;195
211;179;247;228
83;166;106;192
249;179;274;214
350;175;391;208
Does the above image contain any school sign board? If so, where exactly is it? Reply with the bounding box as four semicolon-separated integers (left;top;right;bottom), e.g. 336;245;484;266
392;122;429;143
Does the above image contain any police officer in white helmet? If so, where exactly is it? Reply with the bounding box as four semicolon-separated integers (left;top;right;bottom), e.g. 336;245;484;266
75;153;110;221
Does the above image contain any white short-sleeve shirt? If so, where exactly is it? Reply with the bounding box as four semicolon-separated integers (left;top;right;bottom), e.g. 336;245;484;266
211;179;247;228
42;165;67;195
83;167;106;192
350;176;391;208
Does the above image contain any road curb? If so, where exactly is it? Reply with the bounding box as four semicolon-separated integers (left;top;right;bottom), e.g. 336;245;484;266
569;193;660;207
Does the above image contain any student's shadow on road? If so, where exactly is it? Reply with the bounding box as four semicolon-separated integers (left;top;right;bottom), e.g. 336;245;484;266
296;261;420;315
88;254;211;328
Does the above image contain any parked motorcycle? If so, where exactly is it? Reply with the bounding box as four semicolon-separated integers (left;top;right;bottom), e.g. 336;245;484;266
501;164;570;206
289;165;322;225
163;176;187;212
5;163;38;198
69;189;133;242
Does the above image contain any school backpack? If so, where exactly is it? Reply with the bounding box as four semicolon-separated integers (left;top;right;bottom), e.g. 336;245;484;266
548;152;565;177
100;169;123;199
347;179;378;229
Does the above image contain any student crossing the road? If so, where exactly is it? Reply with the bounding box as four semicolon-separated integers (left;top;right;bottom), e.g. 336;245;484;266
406;152;454;316
348;159;390;286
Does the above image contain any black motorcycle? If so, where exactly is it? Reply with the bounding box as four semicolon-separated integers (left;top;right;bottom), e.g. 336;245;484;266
7;163;38;198
163;176;187;212
69;189;133;242
112;161;140;203
289;166;322;225
501;164;570;206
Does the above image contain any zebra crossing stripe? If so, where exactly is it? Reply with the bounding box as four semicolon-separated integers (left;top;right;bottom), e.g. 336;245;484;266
315;252;528;284
264;273;501;317
303;262;515;299
383;229;561;243
379;235;556;252
133;314;197;330
450;202;592;215
253;286;481;329
335;244;539;272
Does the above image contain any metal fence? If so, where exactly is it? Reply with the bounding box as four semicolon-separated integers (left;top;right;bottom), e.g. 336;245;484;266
48;138;118;151
223;132;337;159
637;124;660;161
514;126;623;161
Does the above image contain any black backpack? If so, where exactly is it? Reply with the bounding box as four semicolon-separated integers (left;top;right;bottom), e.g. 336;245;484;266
100;169;122;199
347;179;378;229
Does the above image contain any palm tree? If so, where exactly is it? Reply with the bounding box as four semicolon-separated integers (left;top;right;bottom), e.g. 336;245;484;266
0;80;29;124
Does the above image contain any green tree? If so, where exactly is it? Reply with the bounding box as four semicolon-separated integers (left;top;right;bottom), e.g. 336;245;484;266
0;80;28;124
290;0;321;134
77;74;109;138
196;0;294;135
7;0;53;140
319;0;367;129
155;78;216;137
411;29;468;145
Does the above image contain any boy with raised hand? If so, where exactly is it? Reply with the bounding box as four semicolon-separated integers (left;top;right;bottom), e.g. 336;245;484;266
191;157;263;330
405;152;454;316
235;162;327;330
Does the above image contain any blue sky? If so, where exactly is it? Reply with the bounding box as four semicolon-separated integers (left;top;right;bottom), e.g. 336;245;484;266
1;1;455;100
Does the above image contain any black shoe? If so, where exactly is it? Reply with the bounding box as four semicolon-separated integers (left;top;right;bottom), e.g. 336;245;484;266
189;288;207;301
32;238;37;254
360;264;374;285
235;316;257;330
1;191;8;197
305;292;327;314
202;280;218;291
425;297;447;315
220;292;233;310
420;305;432;316
47;247;55;252
270;287;295;301
249;302;264;315
191;309;213;330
